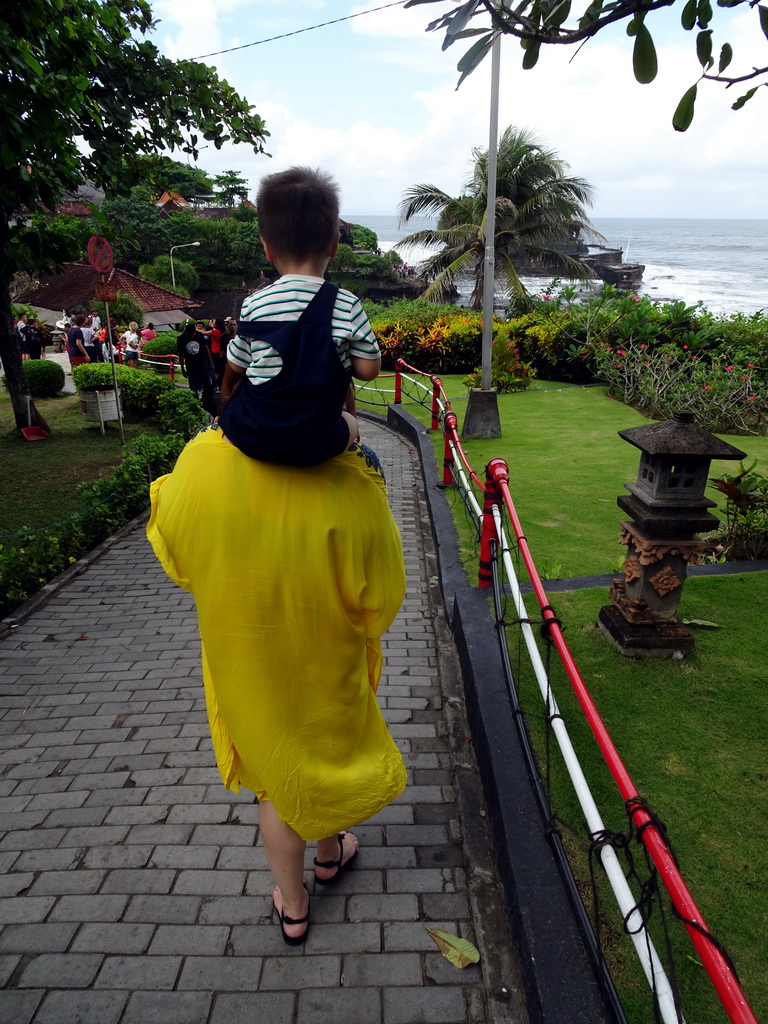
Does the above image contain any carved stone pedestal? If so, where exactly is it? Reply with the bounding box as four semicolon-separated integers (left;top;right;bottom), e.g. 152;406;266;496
597;604;694;658
598;521;707;659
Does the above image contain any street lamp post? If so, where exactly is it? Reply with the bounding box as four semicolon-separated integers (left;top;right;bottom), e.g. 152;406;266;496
169;242;200;291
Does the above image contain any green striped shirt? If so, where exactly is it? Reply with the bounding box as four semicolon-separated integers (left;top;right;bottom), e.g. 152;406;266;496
228;275;380;384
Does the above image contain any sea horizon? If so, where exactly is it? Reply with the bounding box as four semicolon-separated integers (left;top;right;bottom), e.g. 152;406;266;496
347;214;768;317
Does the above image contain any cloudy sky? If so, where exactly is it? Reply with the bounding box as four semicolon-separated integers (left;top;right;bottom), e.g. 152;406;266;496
149;0;768;221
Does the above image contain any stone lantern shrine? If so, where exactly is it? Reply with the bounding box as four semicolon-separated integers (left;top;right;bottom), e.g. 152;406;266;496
598;410;746;657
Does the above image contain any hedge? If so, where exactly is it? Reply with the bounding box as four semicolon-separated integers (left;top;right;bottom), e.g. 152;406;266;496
2;359;65;399
1;374;208;619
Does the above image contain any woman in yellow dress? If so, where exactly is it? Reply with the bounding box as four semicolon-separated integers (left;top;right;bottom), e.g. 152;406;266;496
147;425;407;943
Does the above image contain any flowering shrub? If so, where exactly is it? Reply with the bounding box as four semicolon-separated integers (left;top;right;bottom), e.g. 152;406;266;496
370;308;482;373
463;327;535;393
592;343;766;434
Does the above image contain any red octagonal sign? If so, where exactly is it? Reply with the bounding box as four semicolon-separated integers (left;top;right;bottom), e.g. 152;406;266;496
87;235;114;274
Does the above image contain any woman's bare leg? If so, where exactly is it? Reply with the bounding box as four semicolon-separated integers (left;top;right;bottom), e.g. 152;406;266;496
258;800;309;940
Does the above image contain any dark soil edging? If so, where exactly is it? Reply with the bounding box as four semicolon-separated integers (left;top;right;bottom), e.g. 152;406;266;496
379;405;615;1024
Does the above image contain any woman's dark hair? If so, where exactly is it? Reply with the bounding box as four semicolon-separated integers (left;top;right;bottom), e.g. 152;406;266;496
257;166;339;259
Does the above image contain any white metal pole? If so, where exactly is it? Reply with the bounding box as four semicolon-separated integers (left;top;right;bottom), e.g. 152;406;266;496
170;253;176;292
103;299;124;444
481;32;501;392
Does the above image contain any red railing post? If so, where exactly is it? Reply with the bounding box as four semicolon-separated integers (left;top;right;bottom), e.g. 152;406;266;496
394;358;404;404
443;412;458;485
430;377;441;430
479;458;508;587
169;356;175;381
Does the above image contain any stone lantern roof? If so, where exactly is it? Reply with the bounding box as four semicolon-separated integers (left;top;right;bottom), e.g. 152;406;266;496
618;410;747;461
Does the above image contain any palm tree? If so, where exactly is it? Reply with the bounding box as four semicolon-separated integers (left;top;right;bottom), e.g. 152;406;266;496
398;126;599;309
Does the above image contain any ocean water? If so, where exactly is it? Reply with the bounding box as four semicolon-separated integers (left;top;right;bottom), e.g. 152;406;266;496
347;214;768;317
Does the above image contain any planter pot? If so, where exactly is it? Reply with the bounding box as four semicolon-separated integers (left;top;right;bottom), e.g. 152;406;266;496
79;388;121;433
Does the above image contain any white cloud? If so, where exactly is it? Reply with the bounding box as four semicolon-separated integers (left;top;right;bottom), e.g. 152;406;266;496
149;0;768;218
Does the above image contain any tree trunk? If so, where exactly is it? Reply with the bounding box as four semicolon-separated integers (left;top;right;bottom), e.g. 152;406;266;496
0;263;49;433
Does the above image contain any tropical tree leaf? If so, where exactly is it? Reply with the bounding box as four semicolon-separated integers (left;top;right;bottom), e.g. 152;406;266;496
673;83;698;131
718;42;733;72
632;23;658;83
456;32;495;85
522;39;541;69
697;0;713;27
696;29;713;67
681;0;698;30
424;926;481;968
446;0;482;37
732;85;759;109
759;4;768;39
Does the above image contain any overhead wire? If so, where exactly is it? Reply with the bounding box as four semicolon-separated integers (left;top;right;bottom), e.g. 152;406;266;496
190;1;406;61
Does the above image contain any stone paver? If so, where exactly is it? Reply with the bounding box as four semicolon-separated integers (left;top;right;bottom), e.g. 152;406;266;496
0;420;519;1023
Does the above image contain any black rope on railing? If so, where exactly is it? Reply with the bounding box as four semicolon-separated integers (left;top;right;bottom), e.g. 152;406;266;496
488;535;629;1024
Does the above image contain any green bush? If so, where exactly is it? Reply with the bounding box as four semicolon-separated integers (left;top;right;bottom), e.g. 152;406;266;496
141;334;180;375
2;359;65;398
155;388;208;438
369;307;484;374
92;292;145;328
71;363;175;415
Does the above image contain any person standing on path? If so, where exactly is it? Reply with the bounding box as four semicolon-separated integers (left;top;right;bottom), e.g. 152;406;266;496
66;314;90;369
147;420;407;945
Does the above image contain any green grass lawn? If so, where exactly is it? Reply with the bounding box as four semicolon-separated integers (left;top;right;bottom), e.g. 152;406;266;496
358;375;768;1023
0;390;158;537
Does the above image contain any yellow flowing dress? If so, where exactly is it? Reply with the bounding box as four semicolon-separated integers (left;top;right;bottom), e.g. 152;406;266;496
147;426;408;840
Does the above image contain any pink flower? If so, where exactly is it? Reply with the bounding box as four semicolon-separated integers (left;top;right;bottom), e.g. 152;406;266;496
683;345;688;350
640;343;647;350
599;342;605;347
747;363;753;368
749;396;756;401
741;375;747;380
703;385;710;390
726;365;733;371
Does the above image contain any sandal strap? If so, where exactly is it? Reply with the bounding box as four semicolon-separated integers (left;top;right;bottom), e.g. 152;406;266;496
313;833;344;871
281;910;310;926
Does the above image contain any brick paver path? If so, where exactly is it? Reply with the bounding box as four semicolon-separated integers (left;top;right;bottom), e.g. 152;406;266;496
0;420;513;1024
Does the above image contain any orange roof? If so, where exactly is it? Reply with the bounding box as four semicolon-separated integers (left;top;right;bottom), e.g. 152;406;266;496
155;191;190;207
17;264;197;313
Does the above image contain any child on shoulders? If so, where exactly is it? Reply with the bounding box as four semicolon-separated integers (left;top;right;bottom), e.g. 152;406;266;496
218;166;381;468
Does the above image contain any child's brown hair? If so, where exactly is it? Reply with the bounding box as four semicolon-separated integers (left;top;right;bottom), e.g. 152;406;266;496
257;166;340;259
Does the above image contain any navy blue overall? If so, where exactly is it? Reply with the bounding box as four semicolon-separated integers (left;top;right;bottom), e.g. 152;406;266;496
219;281;352;467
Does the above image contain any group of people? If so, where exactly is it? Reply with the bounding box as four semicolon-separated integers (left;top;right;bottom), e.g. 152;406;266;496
62;311;160;371
14;313;48;361
149;166;406;947
175;316;237;415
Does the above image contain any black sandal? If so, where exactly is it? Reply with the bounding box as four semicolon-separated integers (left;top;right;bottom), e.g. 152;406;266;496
273;884;310;946
313;832;359;886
